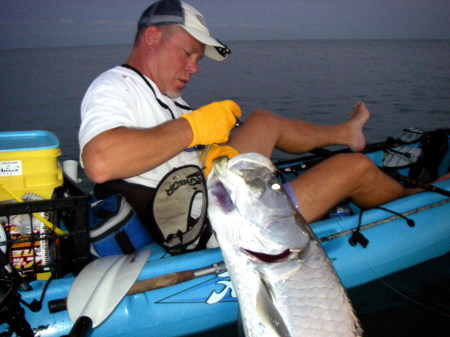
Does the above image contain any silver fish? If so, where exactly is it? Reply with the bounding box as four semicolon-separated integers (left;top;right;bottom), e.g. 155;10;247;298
207;153;362;337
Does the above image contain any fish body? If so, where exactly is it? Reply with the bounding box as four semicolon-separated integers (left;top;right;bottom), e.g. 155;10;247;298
207;153;361;337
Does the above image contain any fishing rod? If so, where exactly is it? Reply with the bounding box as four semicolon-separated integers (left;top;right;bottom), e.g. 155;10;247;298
388;170;450;198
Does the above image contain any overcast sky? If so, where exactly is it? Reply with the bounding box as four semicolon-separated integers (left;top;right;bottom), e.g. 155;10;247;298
1;0;449;50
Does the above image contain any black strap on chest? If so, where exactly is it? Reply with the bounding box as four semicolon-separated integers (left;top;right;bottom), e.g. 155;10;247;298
121;63;191;119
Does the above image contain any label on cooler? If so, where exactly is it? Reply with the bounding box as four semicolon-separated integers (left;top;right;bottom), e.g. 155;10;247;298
0;160;23;176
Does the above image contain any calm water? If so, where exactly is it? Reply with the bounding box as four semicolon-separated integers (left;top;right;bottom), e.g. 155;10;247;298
0;40;449;336
0;40;449;162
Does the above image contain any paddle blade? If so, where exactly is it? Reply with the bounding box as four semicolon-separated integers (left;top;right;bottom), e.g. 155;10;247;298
67;248;150;328
383;146;422;168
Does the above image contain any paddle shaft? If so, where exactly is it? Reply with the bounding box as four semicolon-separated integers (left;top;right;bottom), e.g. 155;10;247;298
49;262;226;313
128;269;196;295
67;316;92;337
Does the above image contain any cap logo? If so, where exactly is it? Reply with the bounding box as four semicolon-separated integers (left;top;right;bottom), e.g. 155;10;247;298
215;42;231;58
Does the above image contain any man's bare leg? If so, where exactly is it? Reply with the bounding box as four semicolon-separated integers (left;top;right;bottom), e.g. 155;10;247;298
287;153;408;223
228;102;448;223
229;102;370;157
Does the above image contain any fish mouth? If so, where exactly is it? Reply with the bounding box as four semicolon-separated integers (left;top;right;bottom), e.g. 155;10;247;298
243;248;292;263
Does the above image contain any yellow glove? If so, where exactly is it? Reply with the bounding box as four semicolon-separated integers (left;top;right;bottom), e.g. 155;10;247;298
181;100;242;147
201;144;240;177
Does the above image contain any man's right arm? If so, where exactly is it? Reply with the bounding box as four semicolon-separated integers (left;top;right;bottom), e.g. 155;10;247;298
81;117;193;183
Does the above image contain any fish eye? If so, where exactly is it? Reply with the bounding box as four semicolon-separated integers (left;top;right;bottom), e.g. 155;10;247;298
271;182;281;190
266;175;281;191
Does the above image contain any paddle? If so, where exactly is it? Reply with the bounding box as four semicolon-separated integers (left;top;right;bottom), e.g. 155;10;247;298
48;261;227;314
66;248;150;337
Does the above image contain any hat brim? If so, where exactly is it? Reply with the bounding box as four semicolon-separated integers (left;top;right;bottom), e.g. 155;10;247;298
180;25;229;61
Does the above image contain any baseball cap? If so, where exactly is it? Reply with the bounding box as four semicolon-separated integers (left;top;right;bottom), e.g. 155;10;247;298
138;0;231;61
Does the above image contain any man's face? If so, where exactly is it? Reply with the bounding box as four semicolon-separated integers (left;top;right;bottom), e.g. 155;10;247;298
150;27;205;98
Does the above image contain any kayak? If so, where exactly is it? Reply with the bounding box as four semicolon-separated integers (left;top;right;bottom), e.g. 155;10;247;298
1;128;449;337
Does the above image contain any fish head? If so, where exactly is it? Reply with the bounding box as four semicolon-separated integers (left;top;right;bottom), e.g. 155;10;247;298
208;153;310;257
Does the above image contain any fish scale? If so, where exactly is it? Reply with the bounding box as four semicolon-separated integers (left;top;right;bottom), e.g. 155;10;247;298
207;153;362;337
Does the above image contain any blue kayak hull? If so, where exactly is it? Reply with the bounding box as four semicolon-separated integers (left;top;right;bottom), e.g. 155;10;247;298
2;133;449;337
8;180;449;337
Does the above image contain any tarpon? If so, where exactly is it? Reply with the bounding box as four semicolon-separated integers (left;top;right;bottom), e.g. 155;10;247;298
207;153;362;337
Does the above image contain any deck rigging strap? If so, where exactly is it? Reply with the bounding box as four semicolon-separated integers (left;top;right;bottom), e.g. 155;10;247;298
319;198;450;244
348;205;416;248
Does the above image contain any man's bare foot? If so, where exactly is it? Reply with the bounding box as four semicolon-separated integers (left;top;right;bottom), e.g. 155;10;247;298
346;102;370;152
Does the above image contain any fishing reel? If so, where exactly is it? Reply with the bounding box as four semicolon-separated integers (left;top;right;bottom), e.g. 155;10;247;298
0;249;34;337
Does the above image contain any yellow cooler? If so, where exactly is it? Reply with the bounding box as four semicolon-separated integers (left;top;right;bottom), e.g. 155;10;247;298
0;130;63;201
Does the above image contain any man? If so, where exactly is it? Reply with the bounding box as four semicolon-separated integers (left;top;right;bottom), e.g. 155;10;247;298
79;0;421;246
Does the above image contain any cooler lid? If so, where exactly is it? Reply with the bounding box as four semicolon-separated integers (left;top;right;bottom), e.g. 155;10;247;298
0;130;60;152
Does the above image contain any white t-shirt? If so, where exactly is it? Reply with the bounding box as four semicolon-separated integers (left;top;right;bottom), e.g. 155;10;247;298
79;66;201;188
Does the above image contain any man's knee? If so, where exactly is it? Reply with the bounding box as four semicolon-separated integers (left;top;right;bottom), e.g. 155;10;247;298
248;109;279;124
334;153;374;175
229;109;280;155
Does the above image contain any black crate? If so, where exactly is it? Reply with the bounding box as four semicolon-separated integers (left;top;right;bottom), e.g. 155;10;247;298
0;176;91;280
